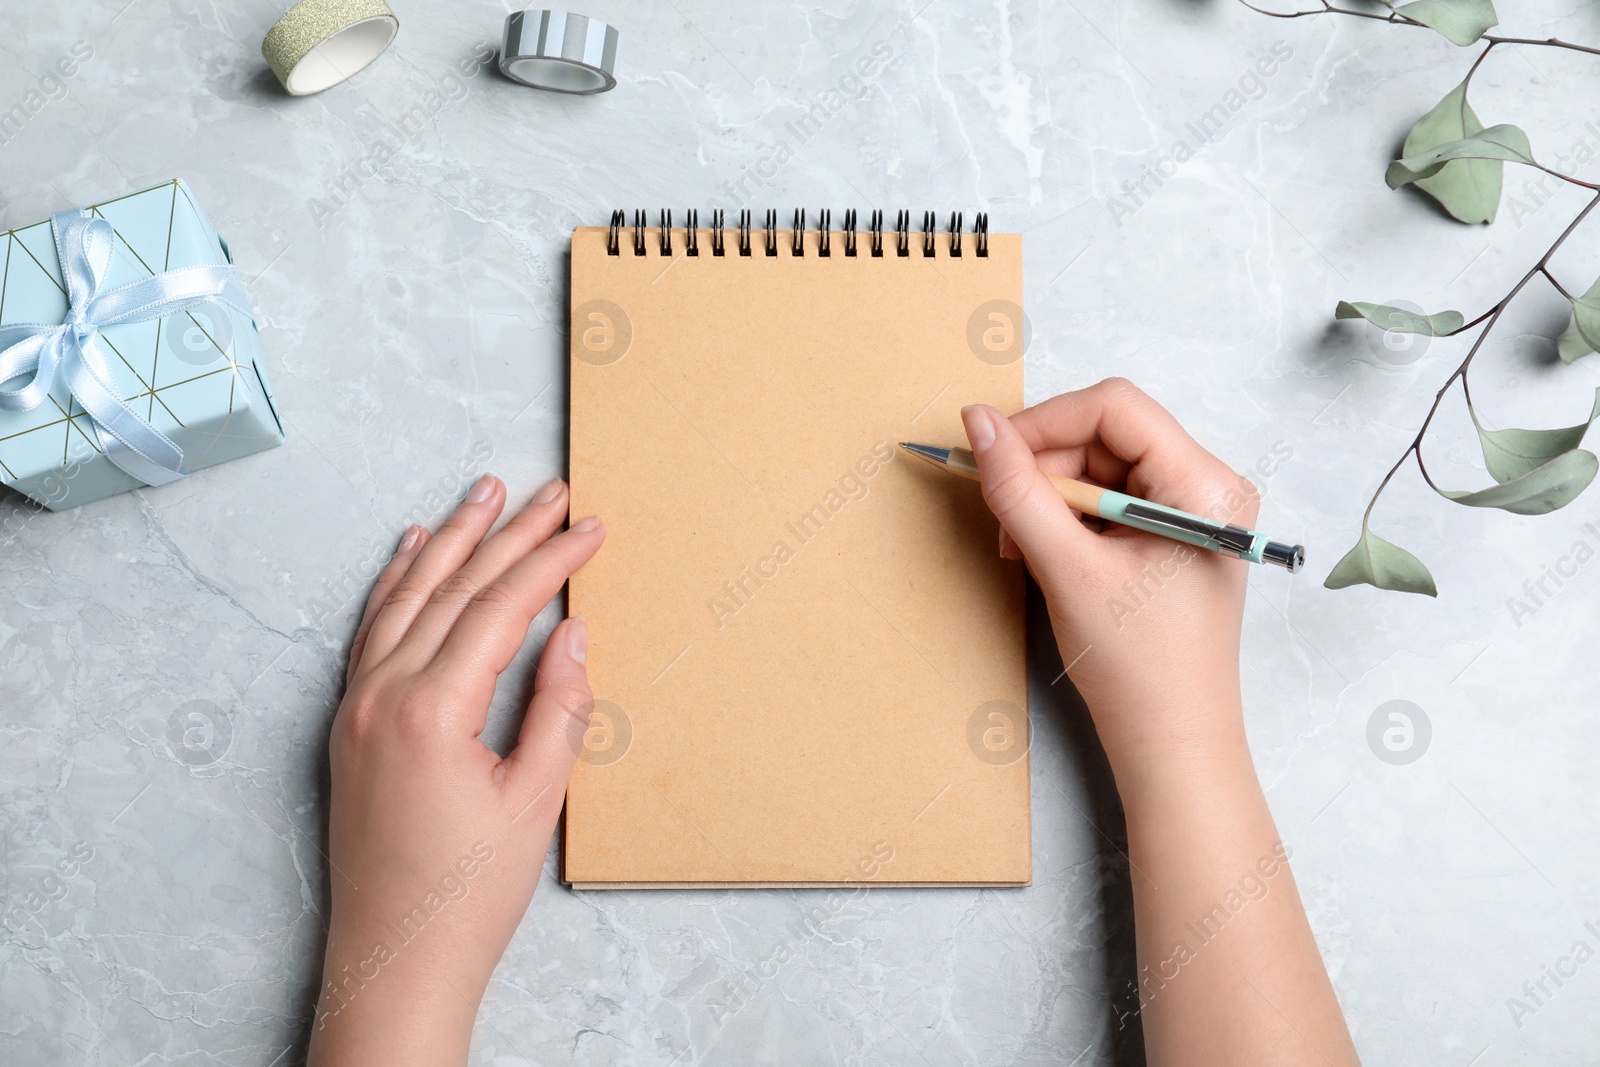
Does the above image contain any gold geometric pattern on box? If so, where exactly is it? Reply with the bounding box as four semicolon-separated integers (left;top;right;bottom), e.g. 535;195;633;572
0;179;283;509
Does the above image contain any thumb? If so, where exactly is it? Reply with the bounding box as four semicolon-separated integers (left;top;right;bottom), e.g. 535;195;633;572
961;404;1091;569
503;616;590;819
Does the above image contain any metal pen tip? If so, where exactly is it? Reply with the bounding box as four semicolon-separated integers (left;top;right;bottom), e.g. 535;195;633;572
899;442;952;464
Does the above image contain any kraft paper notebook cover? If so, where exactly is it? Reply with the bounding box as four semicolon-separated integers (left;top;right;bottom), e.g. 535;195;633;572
565;210;1028;889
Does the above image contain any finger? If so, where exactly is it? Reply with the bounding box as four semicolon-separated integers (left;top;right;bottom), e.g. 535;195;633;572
502;617;590;819
346;525;431;687
962;404;1093;566
425;518;607;704
1032;442;1132;491
998;526;1023;561
358;473;507;670
1009;378;1234;513
1084;441;1134;488
1010;378;1187;455
399;477;570;654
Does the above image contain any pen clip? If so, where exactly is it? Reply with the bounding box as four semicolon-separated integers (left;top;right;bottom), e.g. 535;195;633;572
1121;502;1256;558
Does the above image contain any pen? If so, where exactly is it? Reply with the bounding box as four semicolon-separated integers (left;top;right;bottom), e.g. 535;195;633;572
900;442;1305;572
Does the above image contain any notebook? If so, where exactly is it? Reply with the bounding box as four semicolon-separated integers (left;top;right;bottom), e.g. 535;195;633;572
564;209;1028;889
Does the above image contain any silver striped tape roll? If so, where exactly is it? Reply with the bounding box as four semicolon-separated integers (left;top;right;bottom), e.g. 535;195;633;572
499;10;619;94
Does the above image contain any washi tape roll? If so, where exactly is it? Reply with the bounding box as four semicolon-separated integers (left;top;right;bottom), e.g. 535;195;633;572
499;10;619;94
262;0;400;96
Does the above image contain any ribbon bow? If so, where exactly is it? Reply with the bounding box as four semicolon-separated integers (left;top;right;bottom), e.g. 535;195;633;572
0;209;253;487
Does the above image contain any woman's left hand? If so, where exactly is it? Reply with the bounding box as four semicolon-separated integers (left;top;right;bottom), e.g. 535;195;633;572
308;473;605;1067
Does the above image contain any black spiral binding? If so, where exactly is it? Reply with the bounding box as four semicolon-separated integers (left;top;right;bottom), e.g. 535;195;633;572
603;209;991;259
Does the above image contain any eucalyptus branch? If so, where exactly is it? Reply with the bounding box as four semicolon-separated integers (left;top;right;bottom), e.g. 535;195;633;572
1482;35;1600;58
1364;191;1600;514
1535;164;1600;191
1541;266;1573;300
1461;38;1496;90
1236;1;1410;25
1443;307;1495;335
1234;0;1600;598
1238;1;1600;55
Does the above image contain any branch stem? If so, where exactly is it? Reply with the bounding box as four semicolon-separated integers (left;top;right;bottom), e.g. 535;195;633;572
1486;35;1600;58
1542;266;1574;300
1364;192;1600;517
1462;41;1496;91
1535;164;1600;191
1239;3;1600;55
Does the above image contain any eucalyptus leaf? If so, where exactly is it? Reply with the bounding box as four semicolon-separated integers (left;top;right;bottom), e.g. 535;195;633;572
1557;319;1593;363
1473;388;1600;482
1395;0;1498;46
1402;79;1501;223
1335;301;1463;335
1438;448;1598;514
1556;276;1600;363
1324;526;1439;596
1386;125;1535;189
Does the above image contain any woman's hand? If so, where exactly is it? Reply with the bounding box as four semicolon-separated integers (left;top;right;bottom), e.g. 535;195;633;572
308;474;604;1067
965;381;1360;1066
961;378;1260;780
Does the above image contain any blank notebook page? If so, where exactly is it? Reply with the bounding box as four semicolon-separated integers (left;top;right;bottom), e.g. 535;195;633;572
565;220;1028;888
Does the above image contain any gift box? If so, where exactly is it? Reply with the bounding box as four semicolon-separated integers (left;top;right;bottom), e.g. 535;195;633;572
0;178;283;510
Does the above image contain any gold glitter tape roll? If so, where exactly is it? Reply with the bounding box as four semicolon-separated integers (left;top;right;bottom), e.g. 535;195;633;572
262;0;399;96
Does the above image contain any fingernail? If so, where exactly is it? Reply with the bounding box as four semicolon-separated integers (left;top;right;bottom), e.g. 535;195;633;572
398;525;422;553
567;616;588;665
570;515;601;534
533;477;565;504
467;474;496;503
962;405;996;453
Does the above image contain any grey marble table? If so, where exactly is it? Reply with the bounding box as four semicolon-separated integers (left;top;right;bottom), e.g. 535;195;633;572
3;0;1598;1063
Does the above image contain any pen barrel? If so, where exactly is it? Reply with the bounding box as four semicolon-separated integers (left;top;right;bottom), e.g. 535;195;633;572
940;450;1108;515
1097;490;1267;564
930;446;1292;570
1044;474;1106;516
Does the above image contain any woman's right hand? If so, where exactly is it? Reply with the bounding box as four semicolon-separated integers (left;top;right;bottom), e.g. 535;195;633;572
960;379;1262;780
966;381;1360;1066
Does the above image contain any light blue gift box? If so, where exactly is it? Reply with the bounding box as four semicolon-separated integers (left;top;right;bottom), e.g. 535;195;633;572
0;178;283;510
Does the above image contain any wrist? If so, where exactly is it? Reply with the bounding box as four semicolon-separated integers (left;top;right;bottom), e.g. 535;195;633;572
309;921;484;1067
1089;693;1256;813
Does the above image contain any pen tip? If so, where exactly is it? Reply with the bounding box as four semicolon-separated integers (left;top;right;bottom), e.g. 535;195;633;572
899;442;952;465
